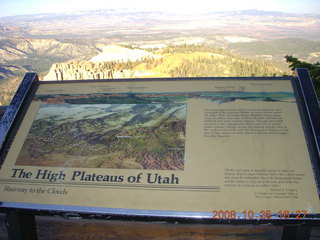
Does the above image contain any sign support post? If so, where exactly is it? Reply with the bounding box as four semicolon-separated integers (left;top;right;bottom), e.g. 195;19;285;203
5;213;38;240
282;225;312;240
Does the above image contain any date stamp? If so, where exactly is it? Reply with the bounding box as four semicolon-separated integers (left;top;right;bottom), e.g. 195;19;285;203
212;210;307;219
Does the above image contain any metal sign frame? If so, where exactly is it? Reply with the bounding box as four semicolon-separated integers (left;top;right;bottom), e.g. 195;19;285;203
0;70;319;226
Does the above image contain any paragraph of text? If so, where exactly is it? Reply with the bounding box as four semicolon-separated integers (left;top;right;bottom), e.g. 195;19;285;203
204;108;288;137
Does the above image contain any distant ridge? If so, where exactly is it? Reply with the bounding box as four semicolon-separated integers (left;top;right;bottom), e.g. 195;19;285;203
0;9;318;39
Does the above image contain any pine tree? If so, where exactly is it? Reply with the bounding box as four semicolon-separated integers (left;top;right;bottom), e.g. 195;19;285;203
285;55;320;95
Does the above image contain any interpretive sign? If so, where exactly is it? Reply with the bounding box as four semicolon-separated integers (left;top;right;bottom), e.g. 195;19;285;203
0;72;319;220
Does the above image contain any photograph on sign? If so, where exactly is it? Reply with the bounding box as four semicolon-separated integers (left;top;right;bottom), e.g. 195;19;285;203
16;103;186;170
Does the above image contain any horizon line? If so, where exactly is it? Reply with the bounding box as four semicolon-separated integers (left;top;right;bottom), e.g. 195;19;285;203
1;8;319;19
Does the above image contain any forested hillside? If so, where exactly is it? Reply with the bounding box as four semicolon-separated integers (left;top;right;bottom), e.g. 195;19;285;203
44;44;290;80
139;45;289;77
0;44;291;105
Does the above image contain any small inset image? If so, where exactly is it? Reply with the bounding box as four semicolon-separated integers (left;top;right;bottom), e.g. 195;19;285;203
16;103;186;170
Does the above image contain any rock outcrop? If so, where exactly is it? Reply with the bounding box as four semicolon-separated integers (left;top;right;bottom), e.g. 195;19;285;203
43;45;160;80
90;45;159;62
44;62;115;80
43;61;155;80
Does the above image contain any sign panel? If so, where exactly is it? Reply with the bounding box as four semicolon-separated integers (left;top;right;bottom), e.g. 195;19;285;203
0;79;319;218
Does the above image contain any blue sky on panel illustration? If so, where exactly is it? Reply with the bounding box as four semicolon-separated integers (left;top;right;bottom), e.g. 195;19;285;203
0;0;319;17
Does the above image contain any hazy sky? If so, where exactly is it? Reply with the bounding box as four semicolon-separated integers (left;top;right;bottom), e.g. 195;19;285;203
0;0;319;17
